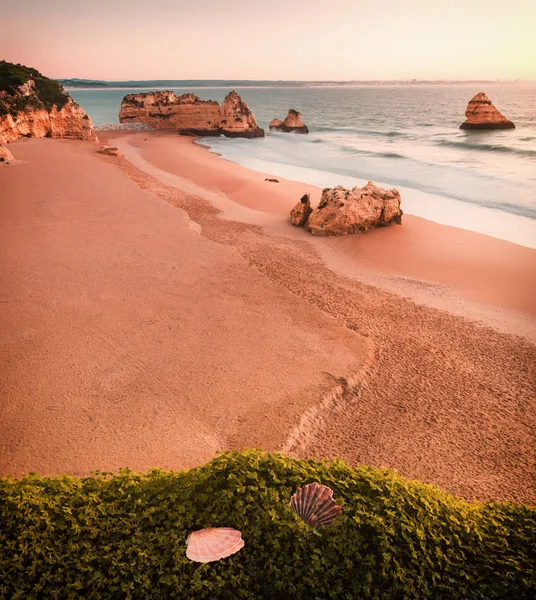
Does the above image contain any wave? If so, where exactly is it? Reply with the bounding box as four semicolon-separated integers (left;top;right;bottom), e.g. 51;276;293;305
315;126;406;138
338;145;407;160
520;136;535;142
437;139;536;159
266;155;536;220
380;152;404;159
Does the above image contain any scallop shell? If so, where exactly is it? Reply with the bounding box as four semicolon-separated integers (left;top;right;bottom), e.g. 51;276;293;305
290;482;342;527
185;527;244;563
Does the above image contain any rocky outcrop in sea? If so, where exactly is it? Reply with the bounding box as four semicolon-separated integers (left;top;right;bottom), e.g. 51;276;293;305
269;109;309;133
118;90;264;138
291;182;402;236
460;92;515;130
0;61;97;143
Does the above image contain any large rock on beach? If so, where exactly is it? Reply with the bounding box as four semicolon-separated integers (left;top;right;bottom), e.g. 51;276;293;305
303;182;402;236
0;61;97;142
118;90;264;138
0;144;14;163
269;109;309;133
290;193;313;226
460;92;515;130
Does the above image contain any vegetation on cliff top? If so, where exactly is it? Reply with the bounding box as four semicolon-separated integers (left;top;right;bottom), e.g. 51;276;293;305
1;450;534;599
0;60;70;116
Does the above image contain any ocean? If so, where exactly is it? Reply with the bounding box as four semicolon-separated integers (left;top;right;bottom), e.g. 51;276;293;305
69;84;536;248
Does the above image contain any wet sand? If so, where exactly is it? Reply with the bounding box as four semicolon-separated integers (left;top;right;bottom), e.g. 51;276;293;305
1;134;535;503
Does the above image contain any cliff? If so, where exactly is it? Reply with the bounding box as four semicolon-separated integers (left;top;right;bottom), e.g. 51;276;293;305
118;90;264;138
0;61;97;143
291;182;402;236
269;109;309;133
460;93;515;130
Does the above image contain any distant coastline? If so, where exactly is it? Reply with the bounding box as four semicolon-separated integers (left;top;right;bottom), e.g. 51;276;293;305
59;78;528;89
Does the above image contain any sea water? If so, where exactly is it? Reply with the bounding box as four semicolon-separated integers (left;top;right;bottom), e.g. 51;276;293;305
69;84;536;248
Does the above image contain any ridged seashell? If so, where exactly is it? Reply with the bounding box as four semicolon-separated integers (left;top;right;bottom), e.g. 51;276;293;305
185;527;244;563
290;482;342;527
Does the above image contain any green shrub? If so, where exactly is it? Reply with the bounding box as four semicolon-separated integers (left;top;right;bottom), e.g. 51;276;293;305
0;450;534;599
0;60;69;113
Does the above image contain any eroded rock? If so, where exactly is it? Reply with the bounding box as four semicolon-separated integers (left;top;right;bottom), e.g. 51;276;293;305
118;90;264;138
460;92;515;130
270;109;309;134
304;182;402;236
0;144;14;163
290;193;313;227
97;146;121;156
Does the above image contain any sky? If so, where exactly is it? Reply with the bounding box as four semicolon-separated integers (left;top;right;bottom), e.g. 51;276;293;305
1;0;535;81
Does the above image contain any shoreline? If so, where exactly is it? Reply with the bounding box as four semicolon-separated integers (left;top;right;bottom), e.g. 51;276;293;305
1;134;535;503
195;136;536;250
103;131;536;336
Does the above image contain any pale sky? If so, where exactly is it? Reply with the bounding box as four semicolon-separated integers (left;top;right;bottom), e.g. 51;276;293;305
1;0;535;81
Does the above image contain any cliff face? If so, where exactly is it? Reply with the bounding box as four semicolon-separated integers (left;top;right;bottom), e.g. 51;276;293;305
0;61;97;143
291;182;402;236
118;90;264;138
460;93;515;130
270;109;309;134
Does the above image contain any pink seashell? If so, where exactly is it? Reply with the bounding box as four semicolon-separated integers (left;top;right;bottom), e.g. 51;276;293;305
290;482;342;527
185;527;244;563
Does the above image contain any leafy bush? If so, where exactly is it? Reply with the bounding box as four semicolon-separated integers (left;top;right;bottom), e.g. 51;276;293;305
0;60;70;113
0;450;534;599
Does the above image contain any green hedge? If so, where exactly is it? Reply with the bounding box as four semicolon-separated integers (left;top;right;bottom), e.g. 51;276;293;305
0;450;534;599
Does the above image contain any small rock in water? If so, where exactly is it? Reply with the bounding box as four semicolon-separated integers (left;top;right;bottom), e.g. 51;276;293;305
265;178;279;183
460;92;515;130
269;109;309;134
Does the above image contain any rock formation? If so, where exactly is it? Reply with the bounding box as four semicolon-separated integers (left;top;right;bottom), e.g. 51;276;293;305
290;193;313;226
118;90;264;138
0;61;97;143
0;144;14;163
97;145;121;156
460;93;515;130
293;182;402;236
269;109;309;134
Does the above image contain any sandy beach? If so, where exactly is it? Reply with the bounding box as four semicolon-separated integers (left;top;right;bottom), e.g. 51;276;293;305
1;133;535;503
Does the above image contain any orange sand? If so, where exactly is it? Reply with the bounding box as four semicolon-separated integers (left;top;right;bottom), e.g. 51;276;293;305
1;133;535;503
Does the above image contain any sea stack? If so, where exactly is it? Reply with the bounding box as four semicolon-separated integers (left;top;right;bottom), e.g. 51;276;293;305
269;109;309;134
118;90;264;138
0;61;97;143
460;92;515;130
291;182;402;236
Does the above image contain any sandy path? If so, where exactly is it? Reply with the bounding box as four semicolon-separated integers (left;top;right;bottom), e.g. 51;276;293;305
0;139;367;475
1;135;535;503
